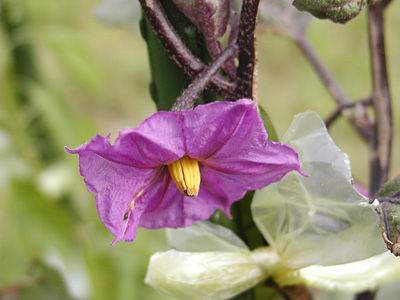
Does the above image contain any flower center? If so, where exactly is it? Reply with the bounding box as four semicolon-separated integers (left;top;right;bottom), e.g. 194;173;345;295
167;156;201;197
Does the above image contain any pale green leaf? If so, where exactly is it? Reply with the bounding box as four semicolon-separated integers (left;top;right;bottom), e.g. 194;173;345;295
252;110;385;269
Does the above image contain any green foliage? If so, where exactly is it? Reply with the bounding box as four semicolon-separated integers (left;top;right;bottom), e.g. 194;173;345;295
376;176;400;198
259;105;278;142
1;0;399;299
293;0;366;24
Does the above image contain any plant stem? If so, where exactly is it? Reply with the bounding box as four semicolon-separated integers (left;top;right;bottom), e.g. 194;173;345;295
236;0;260;100
295;36;349;107
324;96;373;128
367;2;392;195
355;290;376;300
139;0;237;100
295;35;373;140
171;44;238;111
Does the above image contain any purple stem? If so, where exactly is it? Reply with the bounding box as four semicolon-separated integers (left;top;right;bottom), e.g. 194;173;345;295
171;44;238;111
235;0;260;99
367;3;392;195
295;35;373;140
139;0;237;100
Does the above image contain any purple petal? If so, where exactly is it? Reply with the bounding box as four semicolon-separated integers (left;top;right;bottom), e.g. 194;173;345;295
184;99;306;189
98;184;148;245
183;99;263;159
139;170;186;229
65;134;160;169
205;141;307;190
139;166;241;229
120;111;186;164
65;134;164;243
65;135;162;193
109;170;178;244
198;164;251;216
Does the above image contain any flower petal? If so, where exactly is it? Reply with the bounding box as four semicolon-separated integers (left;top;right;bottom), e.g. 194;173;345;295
198;164;250;216
65;134;162;242
139;171;186;229
65;134;160;171
121;111;186;164
97;183;147;245
204;141;307;190
139;167;241;230
183;99;262;159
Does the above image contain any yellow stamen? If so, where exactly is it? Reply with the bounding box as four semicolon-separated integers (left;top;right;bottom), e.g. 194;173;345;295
130;190;144;210
167;156;201;197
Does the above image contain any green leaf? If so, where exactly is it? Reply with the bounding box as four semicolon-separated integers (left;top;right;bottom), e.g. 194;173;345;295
46;27;102;95
292;0;366;24
376;176;400;198
258;105;278;142
140;0;218;111
27;81;97;151
252;110;385;269
140;14;190;111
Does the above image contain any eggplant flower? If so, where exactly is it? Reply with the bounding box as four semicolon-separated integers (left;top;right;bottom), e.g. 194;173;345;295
66;99;305;244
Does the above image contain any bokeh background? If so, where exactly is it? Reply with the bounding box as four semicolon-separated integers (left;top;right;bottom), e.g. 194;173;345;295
1;0;399;299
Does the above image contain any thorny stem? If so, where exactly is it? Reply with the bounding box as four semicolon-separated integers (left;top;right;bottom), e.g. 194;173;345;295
367;2;392;196
139;0;237;100
236;0;260;100
171;44;238;112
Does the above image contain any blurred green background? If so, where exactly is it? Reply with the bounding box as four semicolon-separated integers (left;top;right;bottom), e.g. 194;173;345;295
0;0;399;299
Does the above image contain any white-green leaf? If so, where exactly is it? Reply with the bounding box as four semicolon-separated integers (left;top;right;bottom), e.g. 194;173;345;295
282;252;400;292
145;247;282;300
252;110;385;269
166;221;249;252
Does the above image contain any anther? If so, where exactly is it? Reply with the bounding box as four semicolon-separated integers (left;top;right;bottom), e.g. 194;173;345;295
167;156;201;197
123;190;144;220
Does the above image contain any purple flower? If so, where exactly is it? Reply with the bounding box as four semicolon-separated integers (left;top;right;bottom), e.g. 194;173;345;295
66;99;306;245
